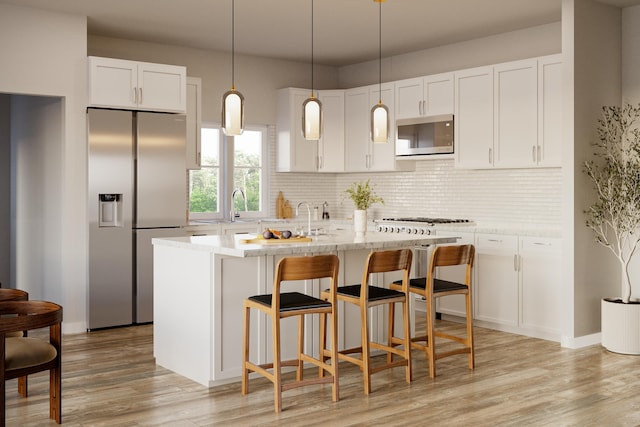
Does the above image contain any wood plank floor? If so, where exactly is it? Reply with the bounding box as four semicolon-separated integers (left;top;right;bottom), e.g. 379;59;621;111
6;316;640;426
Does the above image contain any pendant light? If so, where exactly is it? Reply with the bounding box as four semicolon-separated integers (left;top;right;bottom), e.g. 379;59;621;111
222;0;244;136
371;0;389;144
302;0;322;140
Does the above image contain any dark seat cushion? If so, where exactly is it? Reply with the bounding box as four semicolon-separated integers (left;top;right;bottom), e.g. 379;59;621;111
393;277;468;293
5;337;57;371
334;284;405;302
248;292;331;312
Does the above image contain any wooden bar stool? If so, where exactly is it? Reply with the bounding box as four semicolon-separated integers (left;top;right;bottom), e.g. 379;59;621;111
391;244;475;378
0;288;30;397
321;248;413;394
241;254;340;413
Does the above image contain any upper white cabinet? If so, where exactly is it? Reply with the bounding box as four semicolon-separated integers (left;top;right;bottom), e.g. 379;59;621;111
317;90;345;172
493;59;538;168
537;54;562;167
454;55;562;169
454;66;494;169
344;83;412;172
276;88;317;172
88;56;187;113
395;72;454;120
186;77;202;170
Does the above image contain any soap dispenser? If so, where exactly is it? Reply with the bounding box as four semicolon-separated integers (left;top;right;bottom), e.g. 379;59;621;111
322;201;330;220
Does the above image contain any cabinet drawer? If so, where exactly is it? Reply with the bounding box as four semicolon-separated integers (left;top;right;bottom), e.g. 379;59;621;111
475;233;518;251
520;236;561;254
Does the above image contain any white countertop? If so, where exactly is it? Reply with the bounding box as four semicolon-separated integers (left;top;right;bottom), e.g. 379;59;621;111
153;231;457;257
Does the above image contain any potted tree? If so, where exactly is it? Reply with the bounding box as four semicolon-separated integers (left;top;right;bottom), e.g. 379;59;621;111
343;179;384;236
584;103;640;354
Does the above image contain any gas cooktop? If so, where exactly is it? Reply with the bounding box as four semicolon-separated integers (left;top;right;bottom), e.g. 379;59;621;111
380;217;471;224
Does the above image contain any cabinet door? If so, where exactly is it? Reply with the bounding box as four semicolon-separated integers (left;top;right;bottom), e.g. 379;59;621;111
493;59;538;168
394;77;423;119
186;77;202;170
344;86;370;172
537;55;562;167
455;66;494;169
318;90;345;172
369;83;397;171
519;237;562;337
474;234;519;327
424;72;454;116
88;56;138;109
137;62;187;113
276;88;317;172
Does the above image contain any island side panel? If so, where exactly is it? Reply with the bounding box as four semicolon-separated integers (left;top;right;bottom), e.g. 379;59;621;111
154;244;214;387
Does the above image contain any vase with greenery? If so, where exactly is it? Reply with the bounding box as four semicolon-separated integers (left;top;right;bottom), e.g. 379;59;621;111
584;103;640;354
343;179;384;235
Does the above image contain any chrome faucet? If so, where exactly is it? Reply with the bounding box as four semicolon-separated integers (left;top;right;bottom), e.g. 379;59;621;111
296;201;311;236
230;188;246;222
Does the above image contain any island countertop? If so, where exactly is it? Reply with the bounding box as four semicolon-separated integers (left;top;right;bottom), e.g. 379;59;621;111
152;231;457;257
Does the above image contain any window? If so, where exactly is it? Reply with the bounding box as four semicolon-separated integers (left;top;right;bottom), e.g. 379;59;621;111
189;124;267;220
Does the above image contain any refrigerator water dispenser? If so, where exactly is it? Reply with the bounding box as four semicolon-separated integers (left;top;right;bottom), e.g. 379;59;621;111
99;194;122;227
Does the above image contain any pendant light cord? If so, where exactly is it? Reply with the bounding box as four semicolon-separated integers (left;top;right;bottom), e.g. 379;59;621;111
232;0;236;90
378;0;382;104
311;0;315;98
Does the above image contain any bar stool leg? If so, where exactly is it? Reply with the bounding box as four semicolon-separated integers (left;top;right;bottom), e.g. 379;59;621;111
273;313;283;413
241;304;250;395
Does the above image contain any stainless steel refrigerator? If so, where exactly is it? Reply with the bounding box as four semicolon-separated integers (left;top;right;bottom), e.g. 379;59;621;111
88;108;186;330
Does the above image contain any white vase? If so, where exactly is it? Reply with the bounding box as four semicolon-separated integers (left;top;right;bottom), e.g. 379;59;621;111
353;209;367;236
601;298;640;355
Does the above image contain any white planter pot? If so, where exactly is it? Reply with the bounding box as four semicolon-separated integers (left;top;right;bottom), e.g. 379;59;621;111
601;298;640;355
353;209;367;236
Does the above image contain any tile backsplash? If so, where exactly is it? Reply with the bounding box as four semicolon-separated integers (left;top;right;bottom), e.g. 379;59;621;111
268;126;562;226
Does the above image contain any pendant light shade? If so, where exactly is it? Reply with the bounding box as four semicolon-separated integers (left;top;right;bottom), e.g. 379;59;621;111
371;0;388;143
302;0;322;140
371;101;389;143
222;0;244;136
303;95;322;140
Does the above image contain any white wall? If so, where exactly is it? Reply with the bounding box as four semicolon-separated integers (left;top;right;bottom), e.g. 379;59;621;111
0;95;9;288
0;4;87;333
562;0;622;343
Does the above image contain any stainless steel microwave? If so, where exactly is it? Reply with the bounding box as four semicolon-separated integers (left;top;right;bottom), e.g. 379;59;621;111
395;114;454;156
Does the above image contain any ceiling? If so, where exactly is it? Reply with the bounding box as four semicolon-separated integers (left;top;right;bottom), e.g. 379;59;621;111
2;0;640;66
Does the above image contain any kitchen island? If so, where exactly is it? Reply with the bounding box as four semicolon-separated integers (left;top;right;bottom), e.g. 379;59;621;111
152;231;457;387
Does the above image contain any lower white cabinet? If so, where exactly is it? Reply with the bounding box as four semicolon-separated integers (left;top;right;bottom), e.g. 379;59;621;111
474;234;520;327
519;236;562;338
473;233;562;341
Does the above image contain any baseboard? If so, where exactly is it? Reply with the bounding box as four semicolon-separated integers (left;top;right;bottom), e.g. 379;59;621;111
560;332;601;349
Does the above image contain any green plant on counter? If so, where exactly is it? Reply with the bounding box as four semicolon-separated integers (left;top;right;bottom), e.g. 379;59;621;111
343;179;384;210
584;103;640;303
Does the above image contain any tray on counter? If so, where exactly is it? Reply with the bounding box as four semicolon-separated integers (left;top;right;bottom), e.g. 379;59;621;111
239;235;313;244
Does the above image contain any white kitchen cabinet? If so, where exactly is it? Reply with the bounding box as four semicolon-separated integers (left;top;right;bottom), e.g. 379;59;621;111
474;233;519;328
519;236;562;339
186;77;202;170
276;88;317;172
317;90;345;172
88;56;186;113
395;72;454;120
344;83;413;172
493;59;538;168
454;66;494;169
537;54;562;167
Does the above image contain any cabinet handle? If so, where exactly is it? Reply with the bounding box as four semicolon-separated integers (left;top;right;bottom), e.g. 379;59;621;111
533;241;552;246
514;254;519;271
197;151;201;166
537;145;542;162
489;148;493;164
488;239;503;243
139;88;143;104
532;146;537;163
132;87;137;104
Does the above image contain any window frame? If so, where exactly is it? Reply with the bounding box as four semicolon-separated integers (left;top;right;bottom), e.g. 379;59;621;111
188;122;269;221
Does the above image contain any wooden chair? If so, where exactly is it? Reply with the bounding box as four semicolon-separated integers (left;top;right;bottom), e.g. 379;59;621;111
0;300;63;425
0;289;30;400
390;244;475;378
321;248;413;394
242;254;340;413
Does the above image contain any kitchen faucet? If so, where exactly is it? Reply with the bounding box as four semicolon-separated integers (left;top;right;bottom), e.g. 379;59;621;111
230;188;246;222
296;201;311;236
